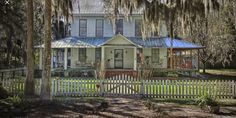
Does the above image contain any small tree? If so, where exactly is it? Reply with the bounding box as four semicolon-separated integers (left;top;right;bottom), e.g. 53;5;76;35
137;53;153;80
186;4;236;73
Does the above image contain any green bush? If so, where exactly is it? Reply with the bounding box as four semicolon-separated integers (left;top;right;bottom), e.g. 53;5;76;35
6;95;22;106
152;70;168;77
153;69;179;77
196;92;218;109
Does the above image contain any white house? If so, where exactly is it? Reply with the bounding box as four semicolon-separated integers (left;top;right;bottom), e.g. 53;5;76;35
36;0;203;77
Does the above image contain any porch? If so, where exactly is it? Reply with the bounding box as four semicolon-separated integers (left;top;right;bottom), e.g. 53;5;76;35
35;35;203;78
102;46;137;70
105;69;138;78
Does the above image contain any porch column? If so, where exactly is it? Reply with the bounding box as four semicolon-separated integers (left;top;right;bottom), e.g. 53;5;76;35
39;48;43;70
133;47;137;70
101;46;105;71
51;49;53;69
197;49;200;71
64;48;68;70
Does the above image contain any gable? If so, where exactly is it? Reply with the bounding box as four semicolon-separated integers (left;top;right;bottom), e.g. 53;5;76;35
104;34;137;46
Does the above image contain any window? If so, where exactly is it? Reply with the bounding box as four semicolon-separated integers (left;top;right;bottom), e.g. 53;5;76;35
115;19;123;35
151;31;158;37
96;19;104;37
137;48;143;63
79;19;87;37
135;19;142;37
95;48;101;62
67;48;71;67
79;48;86;63
152;49;160;63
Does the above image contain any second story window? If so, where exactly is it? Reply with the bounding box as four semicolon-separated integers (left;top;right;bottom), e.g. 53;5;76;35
79;19;87;37
96;19;103;37
115;19;123;35
151;31;158;37
135;19;142;37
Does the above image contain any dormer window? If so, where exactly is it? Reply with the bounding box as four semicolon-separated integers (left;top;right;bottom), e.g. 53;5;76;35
115;19;123;35
96;19;104;37
79;19;87;37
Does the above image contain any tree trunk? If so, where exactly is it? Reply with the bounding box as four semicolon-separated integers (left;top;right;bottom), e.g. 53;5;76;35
41;0;52;100
6;28;13;68
24;0;35;96
170;21;174;69
203;62;206;73
233;1;236;28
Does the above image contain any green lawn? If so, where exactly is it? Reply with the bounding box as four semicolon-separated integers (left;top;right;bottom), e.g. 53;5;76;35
199;69;236;75
199;69;236;80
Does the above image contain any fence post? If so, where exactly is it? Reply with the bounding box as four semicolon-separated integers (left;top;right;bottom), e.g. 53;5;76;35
12;71;15;79
1;72;3;79
140;80;144;97
51;78;55;99
100;79;104;97
233;80;236;99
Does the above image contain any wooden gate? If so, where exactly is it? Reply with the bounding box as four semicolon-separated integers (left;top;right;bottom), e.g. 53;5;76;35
102;75;141;96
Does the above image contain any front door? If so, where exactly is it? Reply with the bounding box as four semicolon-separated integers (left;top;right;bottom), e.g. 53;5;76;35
114;49;123;69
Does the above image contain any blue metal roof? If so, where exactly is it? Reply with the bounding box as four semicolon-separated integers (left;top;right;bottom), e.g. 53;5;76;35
163;37;204;48
35;36;204;49
129;37;166;47
35;37;87;48
129;37;203;48
76;37;110;46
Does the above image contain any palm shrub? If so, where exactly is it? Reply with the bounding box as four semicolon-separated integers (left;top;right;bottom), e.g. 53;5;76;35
196;92;220;113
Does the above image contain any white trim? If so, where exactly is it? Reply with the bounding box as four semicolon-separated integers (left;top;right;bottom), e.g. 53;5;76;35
39;48;43;70
102;45;137;48
101;46;105;71
134;47;137;70
100;34;141;47
64;48;68;70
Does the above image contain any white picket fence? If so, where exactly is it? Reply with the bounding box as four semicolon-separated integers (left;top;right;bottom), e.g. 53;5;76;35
0;78;41;95
1;75;236;99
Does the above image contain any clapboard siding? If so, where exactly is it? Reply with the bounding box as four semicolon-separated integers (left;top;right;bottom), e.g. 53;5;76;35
70;16;168;37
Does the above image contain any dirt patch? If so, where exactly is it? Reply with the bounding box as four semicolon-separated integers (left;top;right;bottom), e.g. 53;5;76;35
1;97;236;118
87;97;157;118
148;102;236;118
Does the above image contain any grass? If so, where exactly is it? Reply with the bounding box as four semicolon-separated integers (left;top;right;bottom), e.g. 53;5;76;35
199;69;236;75
199;69;236;80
